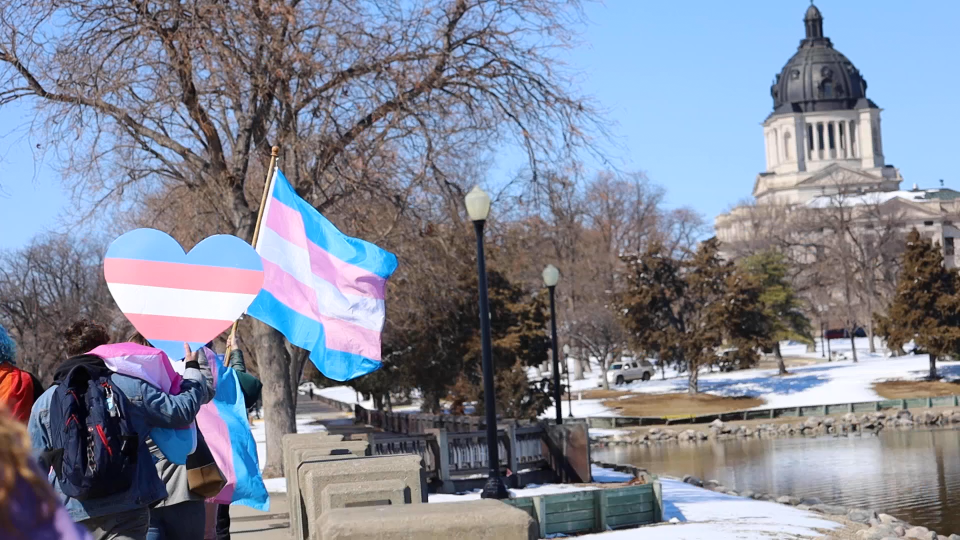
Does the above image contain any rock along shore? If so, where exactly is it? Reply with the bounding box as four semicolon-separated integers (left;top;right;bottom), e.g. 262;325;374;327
590;409;960;447
684;475;960;540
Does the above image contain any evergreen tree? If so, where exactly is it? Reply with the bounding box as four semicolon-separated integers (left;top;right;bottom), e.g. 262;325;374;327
449;271;552;419
876;229;960;379
619;238;767;394
741;251;812;375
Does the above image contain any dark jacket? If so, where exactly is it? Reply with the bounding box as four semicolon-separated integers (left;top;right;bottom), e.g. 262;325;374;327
29;355;208;521
228;350;262;409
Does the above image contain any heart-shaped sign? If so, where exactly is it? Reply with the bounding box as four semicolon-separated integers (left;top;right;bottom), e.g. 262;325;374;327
104;229;264;360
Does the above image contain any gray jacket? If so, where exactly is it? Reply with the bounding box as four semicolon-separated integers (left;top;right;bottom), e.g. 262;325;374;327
150;348;217;508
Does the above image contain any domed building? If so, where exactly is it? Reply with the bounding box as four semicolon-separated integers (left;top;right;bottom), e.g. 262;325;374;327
754;3;895;203
716;4;960;265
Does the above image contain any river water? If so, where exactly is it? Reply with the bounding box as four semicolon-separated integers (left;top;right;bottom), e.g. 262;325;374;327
594;428;960;535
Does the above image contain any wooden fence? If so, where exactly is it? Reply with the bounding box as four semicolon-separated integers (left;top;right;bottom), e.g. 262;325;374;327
587;395;960;429
503;482;662;537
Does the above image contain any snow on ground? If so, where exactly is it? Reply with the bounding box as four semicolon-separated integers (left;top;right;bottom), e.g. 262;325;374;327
550;338;960;416
579;479;839;540
308;383;420;412
308;339;960;425
430;471;839;539
616;353;960;410
428;465;629;503
429;483;599;503
252;414;327;493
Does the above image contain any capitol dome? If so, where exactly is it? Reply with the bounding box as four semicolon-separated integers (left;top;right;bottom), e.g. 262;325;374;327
770;4;877;114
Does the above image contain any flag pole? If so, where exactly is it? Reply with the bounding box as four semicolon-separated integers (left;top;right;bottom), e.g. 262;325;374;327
224;145;280;365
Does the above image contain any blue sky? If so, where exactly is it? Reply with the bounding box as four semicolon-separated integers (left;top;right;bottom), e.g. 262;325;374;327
2;0;959;250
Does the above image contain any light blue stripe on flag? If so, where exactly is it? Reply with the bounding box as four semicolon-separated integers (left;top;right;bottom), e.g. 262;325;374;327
247;290;380;381
270;171;398;279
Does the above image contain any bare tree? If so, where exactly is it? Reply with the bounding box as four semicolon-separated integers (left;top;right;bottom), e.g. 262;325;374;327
0;0;605;476
567;303;626;390
0;235;119;383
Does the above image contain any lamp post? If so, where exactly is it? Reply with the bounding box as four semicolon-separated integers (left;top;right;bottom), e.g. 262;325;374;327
542;264;562;424
465;186;509;500
563;344;573;418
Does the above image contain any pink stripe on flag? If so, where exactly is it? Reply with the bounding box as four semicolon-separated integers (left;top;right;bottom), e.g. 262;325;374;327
125;314;235;343
306;242;386;300
261;260;321;322
260;260;383;359
105;258;264;294
90;343;183;394
195;403;236;502
318;315;383;361
265;197;309;250
266;197;386;299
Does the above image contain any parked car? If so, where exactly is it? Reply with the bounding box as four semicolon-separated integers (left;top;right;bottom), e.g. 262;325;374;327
605;359;655;386
824;327;867;340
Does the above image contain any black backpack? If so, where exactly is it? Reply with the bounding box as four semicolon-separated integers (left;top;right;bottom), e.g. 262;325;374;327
46;356;139;500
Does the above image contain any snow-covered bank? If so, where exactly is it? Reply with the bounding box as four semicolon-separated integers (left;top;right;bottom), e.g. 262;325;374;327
310;340;960;423
619;353;960;410
579;479;840;540
429;473;840;540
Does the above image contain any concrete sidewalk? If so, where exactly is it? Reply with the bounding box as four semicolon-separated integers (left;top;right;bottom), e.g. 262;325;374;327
229;493;290;539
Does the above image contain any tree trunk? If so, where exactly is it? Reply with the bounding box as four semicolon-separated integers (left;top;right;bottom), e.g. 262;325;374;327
774;342;787;375
687;360;699;395
867;320;876;354
848;330;858;363
930;354;938;380
254;322;297;478
599;352;610;391
574;354;584;380
288;348;309;409
385;392;393;412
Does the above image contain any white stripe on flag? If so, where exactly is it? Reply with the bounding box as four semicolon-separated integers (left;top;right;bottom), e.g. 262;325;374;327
107;283;257;320
257;226;386;331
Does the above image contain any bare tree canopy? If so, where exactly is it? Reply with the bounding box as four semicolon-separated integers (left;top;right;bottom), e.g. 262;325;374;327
0;0;607;476
0;235;119;384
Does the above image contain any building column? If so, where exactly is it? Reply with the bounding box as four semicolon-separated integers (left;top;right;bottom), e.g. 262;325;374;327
811;123;820;161
858;109;883;168
795;116;807;172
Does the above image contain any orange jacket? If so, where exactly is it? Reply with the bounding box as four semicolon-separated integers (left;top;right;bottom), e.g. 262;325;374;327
0;363;43;422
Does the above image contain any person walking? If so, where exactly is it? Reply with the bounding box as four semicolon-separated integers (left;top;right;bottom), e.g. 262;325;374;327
0;324;44;423
29;319;210;540
120;332;217;540
0;404;92;540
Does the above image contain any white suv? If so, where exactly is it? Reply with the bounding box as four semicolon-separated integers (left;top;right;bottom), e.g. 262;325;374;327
605;359;655;386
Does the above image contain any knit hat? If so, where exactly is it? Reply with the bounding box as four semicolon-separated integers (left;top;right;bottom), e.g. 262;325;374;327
0;325;16;365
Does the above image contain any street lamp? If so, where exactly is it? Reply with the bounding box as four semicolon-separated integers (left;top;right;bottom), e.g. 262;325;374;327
465;186;509;500
542;264;562;424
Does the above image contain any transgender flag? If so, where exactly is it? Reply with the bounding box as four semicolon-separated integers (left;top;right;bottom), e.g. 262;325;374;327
246;169;398;381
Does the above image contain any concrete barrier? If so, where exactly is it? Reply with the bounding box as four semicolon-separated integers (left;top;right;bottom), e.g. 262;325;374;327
290;444;370;540
299;455;426;540
321;479;408;513
283;433;344;540
316;499;537;540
